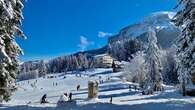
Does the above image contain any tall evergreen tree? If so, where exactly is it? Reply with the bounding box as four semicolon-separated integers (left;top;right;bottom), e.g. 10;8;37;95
173;0;195;96
144;28;163;91
0;0;25;102
39;60;47;77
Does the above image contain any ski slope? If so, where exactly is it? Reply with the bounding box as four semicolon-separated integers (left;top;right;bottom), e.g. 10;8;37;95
1;68;195;110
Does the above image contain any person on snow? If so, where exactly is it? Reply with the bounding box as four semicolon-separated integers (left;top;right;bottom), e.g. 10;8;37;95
41;94;48;104
110;96;113;104
64;92;68;97
58;94;68;103
129;85;131;91
69;92;73;101
77;85;80;91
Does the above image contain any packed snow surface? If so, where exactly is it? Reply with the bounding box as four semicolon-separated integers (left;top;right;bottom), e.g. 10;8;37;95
1;68;195;110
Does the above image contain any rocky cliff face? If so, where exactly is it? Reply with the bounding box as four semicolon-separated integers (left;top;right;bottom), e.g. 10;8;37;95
109;12;180;48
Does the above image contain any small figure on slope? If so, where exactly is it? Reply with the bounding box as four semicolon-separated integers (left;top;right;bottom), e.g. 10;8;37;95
69;92;73;101
110;96;113;104
40;94;49;104
77;85;80;91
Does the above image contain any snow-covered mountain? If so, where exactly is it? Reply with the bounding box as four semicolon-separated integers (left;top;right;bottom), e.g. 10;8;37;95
109;11;180;49
19;11;181;80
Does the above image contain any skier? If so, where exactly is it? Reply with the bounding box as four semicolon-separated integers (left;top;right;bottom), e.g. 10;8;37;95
142;91;145;95
40;94;48;104
64;92;68;97
77;85;80;91
110;96;113;103
69;92;72;101
129;85;131;91
101;80;104;84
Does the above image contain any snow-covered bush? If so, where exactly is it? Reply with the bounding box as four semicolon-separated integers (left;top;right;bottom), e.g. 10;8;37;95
0;0;25;102
123;51;146;88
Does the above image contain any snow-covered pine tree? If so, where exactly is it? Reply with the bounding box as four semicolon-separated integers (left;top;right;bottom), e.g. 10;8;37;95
70;55;78;72
0;0;25;102
39;60;47;77
108;41;126;61
77;54;88;71
144;28;163;91
173;0;195;96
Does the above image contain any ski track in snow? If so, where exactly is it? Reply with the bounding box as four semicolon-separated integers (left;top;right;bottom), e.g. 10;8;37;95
1;68;195;110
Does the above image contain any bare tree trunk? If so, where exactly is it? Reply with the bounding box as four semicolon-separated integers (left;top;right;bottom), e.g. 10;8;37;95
182;78;186;96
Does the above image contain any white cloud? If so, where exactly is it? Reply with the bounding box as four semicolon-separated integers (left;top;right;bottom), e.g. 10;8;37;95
98;31;112;38
78;36;94;51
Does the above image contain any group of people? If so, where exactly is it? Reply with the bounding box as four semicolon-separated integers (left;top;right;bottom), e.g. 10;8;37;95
98;76;104;84
58;92;73;103
52;82;58;86
40;92;73;104
40;83;115;105
41;84;82;104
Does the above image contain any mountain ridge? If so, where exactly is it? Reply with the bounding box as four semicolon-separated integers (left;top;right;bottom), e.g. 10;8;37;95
19;11;181;79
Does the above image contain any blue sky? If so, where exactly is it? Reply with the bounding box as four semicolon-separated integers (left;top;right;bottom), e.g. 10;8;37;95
18;0;177;61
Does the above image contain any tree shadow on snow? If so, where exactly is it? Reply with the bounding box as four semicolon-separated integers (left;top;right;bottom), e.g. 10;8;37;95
99;91;137;98
73;83;129;96
89;70;113;77
141;90;193;100
2;101;195;110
